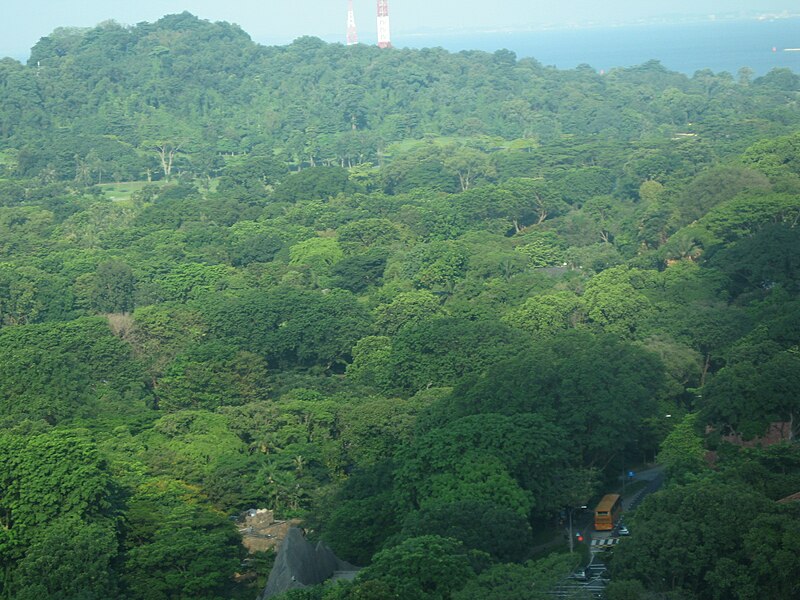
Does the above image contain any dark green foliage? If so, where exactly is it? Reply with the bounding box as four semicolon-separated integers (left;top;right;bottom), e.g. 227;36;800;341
708;224;800;297
388;317;529;393
230;230;284;266
0;317;148;426
399;499;533;563
11;516;120;600
330;248;388;292
204;286;372;368
452;554;577;600
675;165;770;225
444;331;663;466
613;482;797;600
702;350;800;439
322;462;401;565
89;260;136;313
121;479;243;600
271;167;358;203
0;430;120;598
356;535;477;599
156;341;270;411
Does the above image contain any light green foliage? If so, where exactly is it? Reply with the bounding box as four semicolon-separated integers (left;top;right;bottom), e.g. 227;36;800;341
154;262;234;302
337;394;425;465
741;131;800;180
346;336;394;392
372;290;441;335
657;413;708;483
289;237;345;274
502;291;585;335
690;192;800;249
142;411;249;488
443;145;496;191
583;265;654;337
514;236;565;267
421;454;534;516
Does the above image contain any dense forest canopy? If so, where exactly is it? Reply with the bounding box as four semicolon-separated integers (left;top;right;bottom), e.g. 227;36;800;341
0;12;798;600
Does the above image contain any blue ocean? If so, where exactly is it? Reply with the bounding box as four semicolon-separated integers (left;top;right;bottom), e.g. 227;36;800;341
393;18;800;76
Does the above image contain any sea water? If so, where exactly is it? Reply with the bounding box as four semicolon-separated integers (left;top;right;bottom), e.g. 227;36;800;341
394;18;800;76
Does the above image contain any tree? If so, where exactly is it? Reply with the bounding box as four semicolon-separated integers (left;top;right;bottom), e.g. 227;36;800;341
372;290;441;335
388;317;528;393
356;535;477;600
502;291;585;336
289;237;345;276
0;317;148;426
156;342;270;411
657;413;708;484
445;330;663;468
398;499;533;563
613;482;778;599
583;266;653;338
272;166;358;203
500;177;568;230
139;109;197;181
394;413;574;518
453;554;577;600
89;260;136;313
0;430;120;597
701;350;800;439
11;516;119;600
121;478;243;600
330;248;388;292
444;146;495;191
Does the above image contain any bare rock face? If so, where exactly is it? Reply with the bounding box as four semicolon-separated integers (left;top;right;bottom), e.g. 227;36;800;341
259;527;359;598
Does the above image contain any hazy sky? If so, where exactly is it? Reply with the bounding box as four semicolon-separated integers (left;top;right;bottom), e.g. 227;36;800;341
2;1;797;59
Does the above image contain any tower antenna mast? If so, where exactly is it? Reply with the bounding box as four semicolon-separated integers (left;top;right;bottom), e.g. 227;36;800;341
377;0;392;48
346;0;358;46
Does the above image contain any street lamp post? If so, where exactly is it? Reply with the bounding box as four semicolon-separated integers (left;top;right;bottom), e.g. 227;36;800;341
569;508;574;554
567;505;588;553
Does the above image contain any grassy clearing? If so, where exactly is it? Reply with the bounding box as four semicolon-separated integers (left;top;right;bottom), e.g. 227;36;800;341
98;181;159;202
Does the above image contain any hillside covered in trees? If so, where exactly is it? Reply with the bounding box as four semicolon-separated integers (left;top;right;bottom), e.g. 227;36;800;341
0;12;799;600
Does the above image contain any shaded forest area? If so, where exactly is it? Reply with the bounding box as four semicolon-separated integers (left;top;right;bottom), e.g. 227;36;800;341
0;12;799;600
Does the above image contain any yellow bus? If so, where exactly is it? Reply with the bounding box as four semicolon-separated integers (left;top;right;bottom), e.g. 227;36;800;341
594;494;622;531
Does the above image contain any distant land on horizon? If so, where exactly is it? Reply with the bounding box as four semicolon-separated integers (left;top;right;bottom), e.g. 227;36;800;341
3;12;799;77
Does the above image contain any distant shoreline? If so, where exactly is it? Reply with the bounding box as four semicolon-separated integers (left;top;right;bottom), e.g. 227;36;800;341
4;14;800;76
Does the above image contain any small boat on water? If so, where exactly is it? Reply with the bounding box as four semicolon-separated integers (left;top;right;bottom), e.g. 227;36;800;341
784;48;800;52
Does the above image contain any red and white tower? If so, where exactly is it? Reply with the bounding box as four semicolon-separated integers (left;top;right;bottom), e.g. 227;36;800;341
377;0;392;49
346;0;358;46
